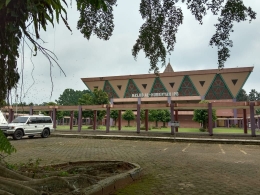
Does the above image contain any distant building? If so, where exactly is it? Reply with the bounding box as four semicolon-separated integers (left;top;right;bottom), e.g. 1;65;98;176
81;65;253;128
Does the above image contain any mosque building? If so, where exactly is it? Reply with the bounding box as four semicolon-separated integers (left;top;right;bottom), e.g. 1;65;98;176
81;64;253;128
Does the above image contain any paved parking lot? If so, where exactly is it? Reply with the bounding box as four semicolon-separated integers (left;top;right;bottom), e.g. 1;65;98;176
6;137;260;195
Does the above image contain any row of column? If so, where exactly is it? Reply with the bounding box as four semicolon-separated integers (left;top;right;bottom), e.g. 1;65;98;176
8;107;57;129
6;102;258;137
71;104;180;134
52;104;258;137
207;102;257;136
8;107;35;123
223;118;260;130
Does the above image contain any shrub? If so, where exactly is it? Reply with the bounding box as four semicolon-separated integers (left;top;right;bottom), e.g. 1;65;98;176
59;171;69;177
140;126;151;130
87;125;101;129
199;128;206;132
231;124;236;128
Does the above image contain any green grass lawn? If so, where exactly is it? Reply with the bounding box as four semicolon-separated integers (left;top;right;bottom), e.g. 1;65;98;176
55;125;260;134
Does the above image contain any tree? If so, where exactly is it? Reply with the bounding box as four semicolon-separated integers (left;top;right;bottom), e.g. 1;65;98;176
0;0;112;107
110;110;119;126
28;102;34;106
193;100;217;130
122;110;135;126
236;89;248;101
55;88;90;118
248;89;260;115
12;102;27;107
134;0;256;73
40;102;64;120
78;89;109;123
91;89;109;105
56;89;90;106
148;110;160;127
158;110;171;127
140;110;145;122
148;109;171;128
248;89;260;101
0;100;6;106
10;102;30;115
0;0;257;107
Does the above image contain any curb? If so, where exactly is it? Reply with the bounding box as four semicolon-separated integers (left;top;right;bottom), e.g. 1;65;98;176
51;133;260;145
83;162;142;195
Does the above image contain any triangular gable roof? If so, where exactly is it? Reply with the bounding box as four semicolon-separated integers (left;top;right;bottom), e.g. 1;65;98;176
164;63;174;73
178;75;199;96
150;77;168;94
124;79;141;98
205;74;233;100
103;80;119;99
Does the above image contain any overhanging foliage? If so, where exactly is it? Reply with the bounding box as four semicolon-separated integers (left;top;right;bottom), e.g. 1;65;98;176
0;0;257;104
0;130;16;157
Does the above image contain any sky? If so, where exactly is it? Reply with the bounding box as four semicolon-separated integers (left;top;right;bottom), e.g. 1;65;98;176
13;0;260;105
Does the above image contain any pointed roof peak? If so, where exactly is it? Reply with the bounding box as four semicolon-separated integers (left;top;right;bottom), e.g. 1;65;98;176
164;63;174;73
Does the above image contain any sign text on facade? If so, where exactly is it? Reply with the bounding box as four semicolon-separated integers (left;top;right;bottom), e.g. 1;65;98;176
131;92;179;98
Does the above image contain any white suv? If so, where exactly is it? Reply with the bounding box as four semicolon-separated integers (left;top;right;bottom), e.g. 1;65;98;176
3;115;54;140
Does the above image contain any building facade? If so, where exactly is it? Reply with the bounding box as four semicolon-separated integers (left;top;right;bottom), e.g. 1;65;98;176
81;65;253;128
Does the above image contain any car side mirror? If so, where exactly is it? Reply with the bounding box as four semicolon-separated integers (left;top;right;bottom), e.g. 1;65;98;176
27;121;31;124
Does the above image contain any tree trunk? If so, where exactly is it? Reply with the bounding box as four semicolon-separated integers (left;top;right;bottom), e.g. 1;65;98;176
202;121;206;129
202;121;209;131
128;120;130;126
0;164;31;181
0;162;128;195
0;164;75;195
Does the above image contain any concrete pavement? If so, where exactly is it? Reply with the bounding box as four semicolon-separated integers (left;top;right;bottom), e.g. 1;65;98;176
5;131;260;195
52;129;260;145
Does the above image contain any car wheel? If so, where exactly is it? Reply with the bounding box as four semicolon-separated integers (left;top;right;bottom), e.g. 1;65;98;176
41;128;49;138
28;135;34;139
13;129;23;140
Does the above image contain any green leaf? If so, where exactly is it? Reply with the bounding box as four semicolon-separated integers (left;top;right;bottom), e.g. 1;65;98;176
0;1;5;9
44;13;54;27
6;0;11;6
0;130;16;155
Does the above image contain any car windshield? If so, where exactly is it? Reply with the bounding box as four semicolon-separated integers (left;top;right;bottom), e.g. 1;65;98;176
11;117;29;123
